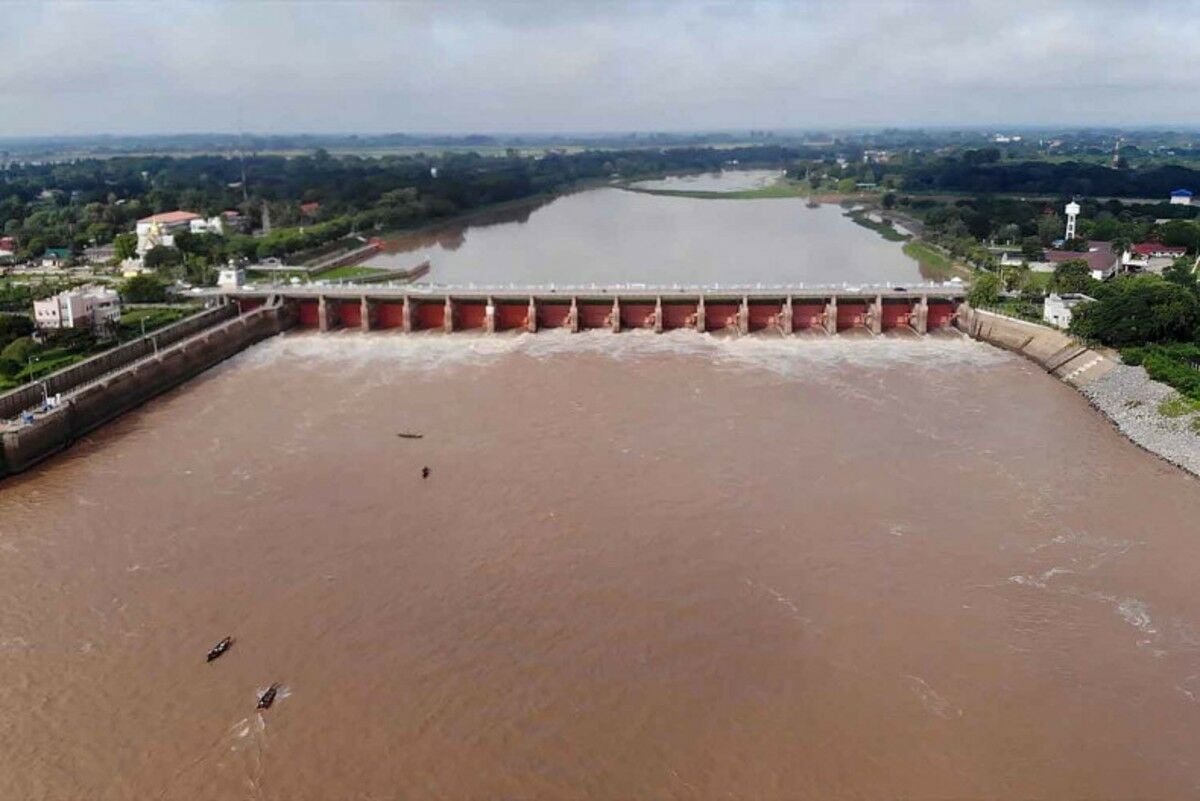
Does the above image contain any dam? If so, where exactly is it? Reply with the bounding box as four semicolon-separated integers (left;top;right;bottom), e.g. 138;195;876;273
0;283;974;479
227;284;969;336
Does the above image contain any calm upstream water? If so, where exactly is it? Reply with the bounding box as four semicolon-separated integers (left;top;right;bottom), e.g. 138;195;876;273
2;332;1200;799
365;182;922;286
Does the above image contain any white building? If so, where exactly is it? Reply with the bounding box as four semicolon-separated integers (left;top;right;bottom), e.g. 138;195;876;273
1169;189;1193;206
32;286;122;332
1043;293;1094;329
217;267;245;288
136;210;225;255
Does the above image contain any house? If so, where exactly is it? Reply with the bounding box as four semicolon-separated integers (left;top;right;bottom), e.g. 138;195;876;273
32;286;121;331
40;247;72;269
0;236;15;256
136;210;202;254
135;210;227;254
1042;241;1119;281
300;201;321;220
1131;242;1187;259
1043;293;1094;329
220;209;249;233
1169;189;1193;206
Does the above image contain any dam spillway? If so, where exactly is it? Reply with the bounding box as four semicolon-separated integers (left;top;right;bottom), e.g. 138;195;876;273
225;285;969;336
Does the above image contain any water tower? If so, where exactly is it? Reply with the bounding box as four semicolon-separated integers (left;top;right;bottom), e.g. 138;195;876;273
1064;201;1080;241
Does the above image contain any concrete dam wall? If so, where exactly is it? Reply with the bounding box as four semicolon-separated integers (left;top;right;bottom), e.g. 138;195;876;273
228;286;970;336
0;302;293;478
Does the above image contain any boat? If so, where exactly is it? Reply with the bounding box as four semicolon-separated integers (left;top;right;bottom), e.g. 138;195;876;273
206;636;233;662
396;432;424;439
257;683;280;710
806;200;820;209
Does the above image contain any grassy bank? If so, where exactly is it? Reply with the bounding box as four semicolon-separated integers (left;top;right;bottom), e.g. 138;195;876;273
902;241;970;282
844;209;910;242
316;265;387;281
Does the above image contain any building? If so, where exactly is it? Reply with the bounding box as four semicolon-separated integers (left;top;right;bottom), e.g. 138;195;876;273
40;247;72;268
1169;189;1193;206
217;267;245;288
0;236;15;257
1043;293;1094;329
1043;241;1119;281
136;210;226;254
32;286;121;331
1131;242;1187;259
220;209;249;233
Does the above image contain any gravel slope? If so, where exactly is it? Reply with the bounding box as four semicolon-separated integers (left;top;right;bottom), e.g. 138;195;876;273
1080;364;1200;478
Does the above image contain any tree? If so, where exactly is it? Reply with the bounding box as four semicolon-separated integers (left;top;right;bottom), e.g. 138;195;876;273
113;233;138;261
997;223;1021;244
881;192;896;209
120;274;167;303
1163;256;1198;293
968;272;1001;307
1070;275;1200;346
143;245;182;273
1037;213;1063;246
1052;260;1095;293
1020;236;1043;261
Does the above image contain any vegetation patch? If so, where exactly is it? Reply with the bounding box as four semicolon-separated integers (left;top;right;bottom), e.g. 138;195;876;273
1157;394;1200;418
621;179;810;200
844;209;910;242
1122;343;1200;401
315;265;385;281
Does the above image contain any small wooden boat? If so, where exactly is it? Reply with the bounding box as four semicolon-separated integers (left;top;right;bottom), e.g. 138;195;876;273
396;432;424;439
257;683;280;710
206;636;233;662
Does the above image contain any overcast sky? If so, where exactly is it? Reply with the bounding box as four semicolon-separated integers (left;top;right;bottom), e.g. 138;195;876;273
1;0;1198;136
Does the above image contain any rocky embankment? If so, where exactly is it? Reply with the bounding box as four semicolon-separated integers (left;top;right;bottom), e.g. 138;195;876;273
1080;364;1200;478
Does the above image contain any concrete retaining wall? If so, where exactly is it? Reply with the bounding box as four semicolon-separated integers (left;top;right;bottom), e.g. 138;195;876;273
0;304;291;478
0;304;237;421
964;308;1116;387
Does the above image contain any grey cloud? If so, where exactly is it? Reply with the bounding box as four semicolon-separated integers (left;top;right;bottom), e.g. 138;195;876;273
0;0;1197;135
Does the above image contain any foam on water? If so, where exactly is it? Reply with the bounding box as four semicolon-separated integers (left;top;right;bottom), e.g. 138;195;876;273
231;329;1011;379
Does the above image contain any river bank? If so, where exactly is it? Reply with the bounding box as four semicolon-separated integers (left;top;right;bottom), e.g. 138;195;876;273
967;308;1200;479
1080;364;1200;478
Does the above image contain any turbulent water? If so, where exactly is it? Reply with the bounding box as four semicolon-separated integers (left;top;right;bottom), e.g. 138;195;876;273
364;185;921;285
3;331;1200;799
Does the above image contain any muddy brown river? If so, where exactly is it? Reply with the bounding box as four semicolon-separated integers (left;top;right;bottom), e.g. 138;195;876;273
2;331;1199;799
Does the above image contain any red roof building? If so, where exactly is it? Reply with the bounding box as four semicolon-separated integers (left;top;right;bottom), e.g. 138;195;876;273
137;210;202;225
1131;242;1187;258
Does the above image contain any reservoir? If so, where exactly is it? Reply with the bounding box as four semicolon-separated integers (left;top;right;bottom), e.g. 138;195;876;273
365;181;923;286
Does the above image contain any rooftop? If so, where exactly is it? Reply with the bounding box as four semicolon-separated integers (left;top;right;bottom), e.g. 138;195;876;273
1131;242;1187;257
1043;241;1117;275
138;210;202;225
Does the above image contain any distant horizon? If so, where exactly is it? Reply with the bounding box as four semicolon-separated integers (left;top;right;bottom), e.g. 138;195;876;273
6;124;1200;143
